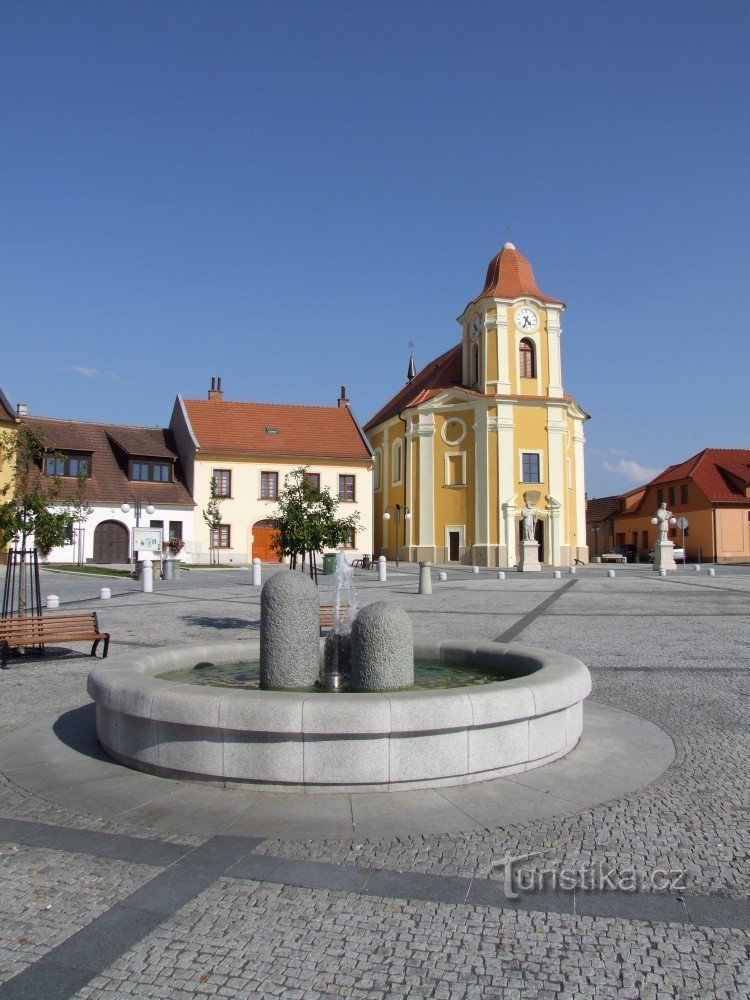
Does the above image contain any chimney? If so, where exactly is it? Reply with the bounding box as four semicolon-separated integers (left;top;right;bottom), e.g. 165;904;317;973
16;403;27;417
208;376;224;401
337;385;350;408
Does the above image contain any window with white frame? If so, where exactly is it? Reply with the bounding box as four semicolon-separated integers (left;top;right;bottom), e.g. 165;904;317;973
373;449;382;491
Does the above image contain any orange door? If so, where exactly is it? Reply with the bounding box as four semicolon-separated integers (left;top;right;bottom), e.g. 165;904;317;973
252;521;281;562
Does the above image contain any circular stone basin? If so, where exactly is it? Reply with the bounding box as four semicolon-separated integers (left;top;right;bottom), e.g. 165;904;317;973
155;658;508;692
88;639;591;791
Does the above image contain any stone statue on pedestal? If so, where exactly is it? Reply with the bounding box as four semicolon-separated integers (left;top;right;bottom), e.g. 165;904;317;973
653;502;673;542
651;502;677;572
518;501;541;573
521;502;537;542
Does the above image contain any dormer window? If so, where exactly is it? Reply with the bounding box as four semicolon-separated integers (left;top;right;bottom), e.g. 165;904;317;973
265;427;278;435
44;453;90;478
519;338;536;379
129;460;171;482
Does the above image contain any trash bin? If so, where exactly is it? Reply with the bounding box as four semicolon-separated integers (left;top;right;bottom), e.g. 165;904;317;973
162;559;174;581
323;553;337;575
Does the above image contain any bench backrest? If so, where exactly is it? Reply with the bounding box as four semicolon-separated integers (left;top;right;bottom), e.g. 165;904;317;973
0;611;101;639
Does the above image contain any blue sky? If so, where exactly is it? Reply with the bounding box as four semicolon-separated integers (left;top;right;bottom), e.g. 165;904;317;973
2;1;748;497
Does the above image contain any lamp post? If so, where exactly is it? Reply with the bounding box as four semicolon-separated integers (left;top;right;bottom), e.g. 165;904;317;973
383;504;411;568
121;497;155;563
592;523;600;558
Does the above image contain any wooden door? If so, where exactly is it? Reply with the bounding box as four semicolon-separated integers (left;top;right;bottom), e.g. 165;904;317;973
252;521;281;562
93;521;129;564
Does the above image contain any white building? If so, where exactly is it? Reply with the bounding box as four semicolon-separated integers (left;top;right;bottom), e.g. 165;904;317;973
23;416;195;564
169;380;374;565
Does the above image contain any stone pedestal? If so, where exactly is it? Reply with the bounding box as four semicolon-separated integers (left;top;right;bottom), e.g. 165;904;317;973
652;540;677;572
517;540;542;573
260;571;320;689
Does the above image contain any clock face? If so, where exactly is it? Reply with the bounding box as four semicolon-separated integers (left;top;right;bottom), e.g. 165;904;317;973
469;313;481;341
515;307;538;333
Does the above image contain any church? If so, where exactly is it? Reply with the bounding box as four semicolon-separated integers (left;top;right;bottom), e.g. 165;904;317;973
364;242;589;567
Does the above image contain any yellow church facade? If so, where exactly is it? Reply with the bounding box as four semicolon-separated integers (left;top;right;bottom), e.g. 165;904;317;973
365;243;589;567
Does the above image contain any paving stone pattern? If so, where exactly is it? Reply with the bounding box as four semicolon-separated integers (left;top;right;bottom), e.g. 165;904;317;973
0;563;747;997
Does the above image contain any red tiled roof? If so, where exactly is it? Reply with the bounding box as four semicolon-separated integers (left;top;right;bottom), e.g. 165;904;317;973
0;387;17;422
183;398;371;461
638;449;750;505
586;495;621;523
23;416;194;506
470;243;563;306
364;345;488;431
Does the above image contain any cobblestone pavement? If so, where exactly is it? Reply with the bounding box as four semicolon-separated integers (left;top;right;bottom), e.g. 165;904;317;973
0;563;748;997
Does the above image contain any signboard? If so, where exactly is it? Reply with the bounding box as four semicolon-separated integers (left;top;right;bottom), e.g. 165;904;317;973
676;517;689;529
132;527;163;554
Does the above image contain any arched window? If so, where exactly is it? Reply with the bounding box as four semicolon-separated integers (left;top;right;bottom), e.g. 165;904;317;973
519;338;536;379
373;448;382;491
471;344;481;386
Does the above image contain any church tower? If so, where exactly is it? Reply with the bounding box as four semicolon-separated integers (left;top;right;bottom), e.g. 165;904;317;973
365;243;589;567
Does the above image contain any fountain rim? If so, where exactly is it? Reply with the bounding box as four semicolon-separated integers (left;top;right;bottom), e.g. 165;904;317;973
88;638;590;733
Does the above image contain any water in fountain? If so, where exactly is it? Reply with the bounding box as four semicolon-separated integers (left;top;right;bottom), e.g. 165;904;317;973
321;549;359;691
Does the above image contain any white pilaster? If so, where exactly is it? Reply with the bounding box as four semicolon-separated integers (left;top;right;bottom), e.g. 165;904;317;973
474;405;489;545
415;414;435;547
573;423;587;555
497;401;515;562
546;309;564;398
546;407;567;566
490;304;511;393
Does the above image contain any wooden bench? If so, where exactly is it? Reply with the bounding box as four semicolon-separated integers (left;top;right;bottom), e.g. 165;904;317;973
0;612;110;669
319;604;351;635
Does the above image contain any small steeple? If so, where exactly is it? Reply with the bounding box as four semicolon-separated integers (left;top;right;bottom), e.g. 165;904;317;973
407;341;416;383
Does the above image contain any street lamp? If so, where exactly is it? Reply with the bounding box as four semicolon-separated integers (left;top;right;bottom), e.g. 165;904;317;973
592;523;600;557
383;504;411;568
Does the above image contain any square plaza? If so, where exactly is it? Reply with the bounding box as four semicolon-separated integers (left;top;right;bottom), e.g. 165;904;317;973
0;562;747;998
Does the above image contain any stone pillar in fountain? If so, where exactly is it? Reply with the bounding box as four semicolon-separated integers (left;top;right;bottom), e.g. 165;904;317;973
351;602;414;691
260;571;320;689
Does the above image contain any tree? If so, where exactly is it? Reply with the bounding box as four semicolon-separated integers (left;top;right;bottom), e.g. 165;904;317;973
201;476;225;566
0;425;75;615
66;472;94;566
267;467;360;574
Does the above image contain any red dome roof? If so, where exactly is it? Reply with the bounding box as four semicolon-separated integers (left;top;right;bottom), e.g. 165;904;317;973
472;243;563;306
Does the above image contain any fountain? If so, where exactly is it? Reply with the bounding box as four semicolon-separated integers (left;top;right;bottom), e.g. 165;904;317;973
88;563;591;790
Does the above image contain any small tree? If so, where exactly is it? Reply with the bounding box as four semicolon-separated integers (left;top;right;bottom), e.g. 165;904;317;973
66;472;94;566
268;467;360;574
0;425;75;614
202;476;225;566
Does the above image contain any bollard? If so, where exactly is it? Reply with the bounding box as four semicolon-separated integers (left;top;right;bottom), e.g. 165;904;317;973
472;566;479;574
252;557;261;586
497;571;506;580
693;565;701;573
378;555;387;582
99;587;111;600
708;567;716;577
553;570;561;579
418;561;432;595
438;571;447;582
658;567;667;577
141;556;153;593
46;595;59;609
569;566;576;574
607;569;615;578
